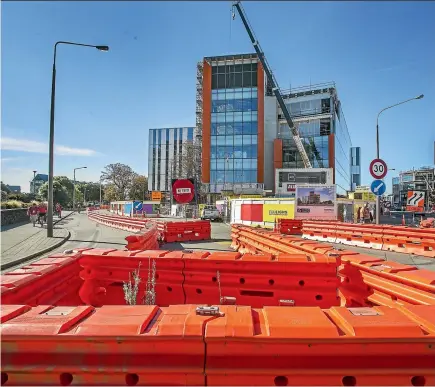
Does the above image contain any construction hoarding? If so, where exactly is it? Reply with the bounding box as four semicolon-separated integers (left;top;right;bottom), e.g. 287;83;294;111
275;168;333;197
231;198;295;228
295;185;337;220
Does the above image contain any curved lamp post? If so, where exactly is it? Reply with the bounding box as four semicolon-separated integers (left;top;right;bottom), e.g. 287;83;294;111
375;94;424;224
47;41;109;237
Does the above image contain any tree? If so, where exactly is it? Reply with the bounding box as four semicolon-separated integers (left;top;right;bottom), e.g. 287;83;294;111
1;191;8;201
180;142;206;200
77;182;101;202
101;163;136;200
1;182;11;194
103;184;119;202
38;180;69;206
129;175;148;200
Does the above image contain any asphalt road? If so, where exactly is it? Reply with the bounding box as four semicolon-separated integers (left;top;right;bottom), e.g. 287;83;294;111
1;212;131;273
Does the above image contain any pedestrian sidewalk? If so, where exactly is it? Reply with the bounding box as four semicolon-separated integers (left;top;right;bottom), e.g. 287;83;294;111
1;212;72;270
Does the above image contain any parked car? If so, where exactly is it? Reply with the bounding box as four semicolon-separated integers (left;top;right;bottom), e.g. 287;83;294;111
201;205;221;222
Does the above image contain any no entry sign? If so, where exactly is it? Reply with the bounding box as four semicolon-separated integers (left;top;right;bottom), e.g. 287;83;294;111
172;179;195;204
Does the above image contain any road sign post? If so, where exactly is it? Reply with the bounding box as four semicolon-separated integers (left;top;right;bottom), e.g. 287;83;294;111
369;158;388;179
370;179;387;196
369;158;388;225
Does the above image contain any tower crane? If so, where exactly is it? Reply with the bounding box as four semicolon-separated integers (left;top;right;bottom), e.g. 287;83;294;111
232;1;313;168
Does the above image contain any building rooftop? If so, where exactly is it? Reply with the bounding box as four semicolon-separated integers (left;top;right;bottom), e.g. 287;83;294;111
204;53;258;62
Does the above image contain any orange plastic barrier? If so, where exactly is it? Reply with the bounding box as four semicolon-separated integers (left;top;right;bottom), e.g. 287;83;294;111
0;250;88;306
2;304;434;386
125;224;160;250
76;248;339;308
157;220;211;243
276;219;303;235
301;221;435;258
205;305;435;386
88;212;148;232
181;251;340;308
0;304;207;386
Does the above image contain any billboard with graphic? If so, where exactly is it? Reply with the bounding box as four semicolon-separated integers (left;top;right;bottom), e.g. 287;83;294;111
275;168;333;197
295;185;337;220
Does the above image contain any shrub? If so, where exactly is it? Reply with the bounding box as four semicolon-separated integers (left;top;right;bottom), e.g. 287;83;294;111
1;200;23;209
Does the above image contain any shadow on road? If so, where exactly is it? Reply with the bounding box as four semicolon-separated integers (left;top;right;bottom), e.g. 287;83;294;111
68;239;126;246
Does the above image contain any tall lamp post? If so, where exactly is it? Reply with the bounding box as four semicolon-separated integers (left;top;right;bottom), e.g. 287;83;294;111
375;94;424;224
32;170;37;194
73;166;87;212
47;41;109;237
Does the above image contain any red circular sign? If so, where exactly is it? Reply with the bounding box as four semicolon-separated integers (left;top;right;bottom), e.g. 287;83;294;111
369;158;388;179
172;179;195;204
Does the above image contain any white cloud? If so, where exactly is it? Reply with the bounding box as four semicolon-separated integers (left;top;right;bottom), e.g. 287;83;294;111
0;137;99;157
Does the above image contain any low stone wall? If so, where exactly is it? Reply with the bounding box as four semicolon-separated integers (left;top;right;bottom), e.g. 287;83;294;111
1;208;29;226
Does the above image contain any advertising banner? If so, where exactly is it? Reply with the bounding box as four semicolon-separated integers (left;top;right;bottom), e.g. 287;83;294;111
295;185;337;220
262;203;295;222
133;201;143;215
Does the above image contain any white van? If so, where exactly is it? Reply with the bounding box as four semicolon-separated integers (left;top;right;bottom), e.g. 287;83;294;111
201;205;221;222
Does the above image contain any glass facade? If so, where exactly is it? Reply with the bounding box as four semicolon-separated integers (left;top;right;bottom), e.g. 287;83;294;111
210;61;258;186
333;103;352;194
148;127;194;192
350;146;361;191
279;90;352;195
280;119;330;169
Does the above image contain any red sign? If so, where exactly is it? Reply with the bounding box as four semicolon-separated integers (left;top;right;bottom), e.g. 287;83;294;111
172;179;195;204
369;158;388;179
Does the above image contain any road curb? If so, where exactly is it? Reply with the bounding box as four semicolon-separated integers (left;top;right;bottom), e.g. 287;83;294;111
1;230;72;271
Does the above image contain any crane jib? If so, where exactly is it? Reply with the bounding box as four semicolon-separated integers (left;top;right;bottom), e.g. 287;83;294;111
232;1;313;169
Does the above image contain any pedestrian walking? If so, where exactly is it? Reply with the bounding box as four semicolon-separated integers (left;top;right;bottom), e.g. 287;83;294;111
27;202;39;227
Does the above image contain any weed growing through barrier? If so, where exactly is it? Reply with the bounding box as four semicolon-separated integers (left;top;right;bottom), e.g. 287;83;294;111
123;262;142;305
143;257;157;305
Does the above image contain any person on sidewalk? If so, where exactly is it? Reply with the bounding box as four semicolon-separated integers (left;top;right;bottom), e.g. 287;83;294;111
55;203;62;218
27;203;39;227
37;202;47;225
363;204;371;224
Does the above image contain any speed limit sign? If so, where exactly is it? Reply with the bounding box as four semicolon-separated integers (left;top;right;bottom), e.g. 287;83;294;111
369;158;388;179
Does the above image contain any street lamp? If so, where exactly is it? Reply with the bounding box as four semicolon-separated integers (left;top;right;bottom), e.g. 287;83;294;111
47;41;109;237
375;94;424;224
73;166;87;212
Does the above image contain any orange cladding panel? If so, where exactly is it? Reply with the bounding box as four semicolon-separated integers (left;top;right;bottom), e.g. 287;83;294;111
202;61;211;183
328;134;335;183
257;62;264;183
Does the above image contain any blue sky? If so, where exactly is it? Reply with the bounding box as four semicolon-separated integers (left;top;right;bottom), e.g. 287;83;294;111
2;1;434;193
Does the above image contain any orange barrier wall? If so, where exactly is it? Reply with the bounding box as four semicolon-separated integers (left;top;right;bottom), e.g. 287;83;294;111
77;249;339;308
156;220;211;243
0;250;90;306
230;225;435;308
301;221;435;258
1;304;434;386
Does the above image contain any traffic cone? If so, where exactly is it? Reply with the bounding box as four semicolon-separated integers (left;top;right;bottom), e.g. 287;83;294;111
402;214;405;226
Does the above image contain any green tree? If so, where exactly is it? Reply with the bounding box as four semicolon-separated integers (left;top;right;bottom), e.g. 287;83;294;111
1;182;11;194
128;175;148;200
101;163;136;200
103;183;119;202
38;180;70;206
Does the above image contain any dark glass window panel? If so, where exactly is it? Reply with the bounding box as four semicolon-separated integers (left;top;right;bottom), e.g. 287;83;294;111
243;63;251;72
217;74;226;89
234;73;243;88
252;72;258;87
243;72;252;88
217;65;226;74
235;64;242;72
212;66;218;75
211;74;217;89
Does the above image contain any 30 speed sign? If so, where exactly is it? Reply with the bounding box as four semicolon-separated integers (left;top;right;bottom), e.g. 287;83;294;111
369;158;388;179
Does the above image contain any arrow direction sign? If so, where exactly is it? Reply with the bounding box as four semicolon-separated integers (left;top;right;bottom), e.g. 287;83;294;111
406;190;425;212
370;179;386;197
